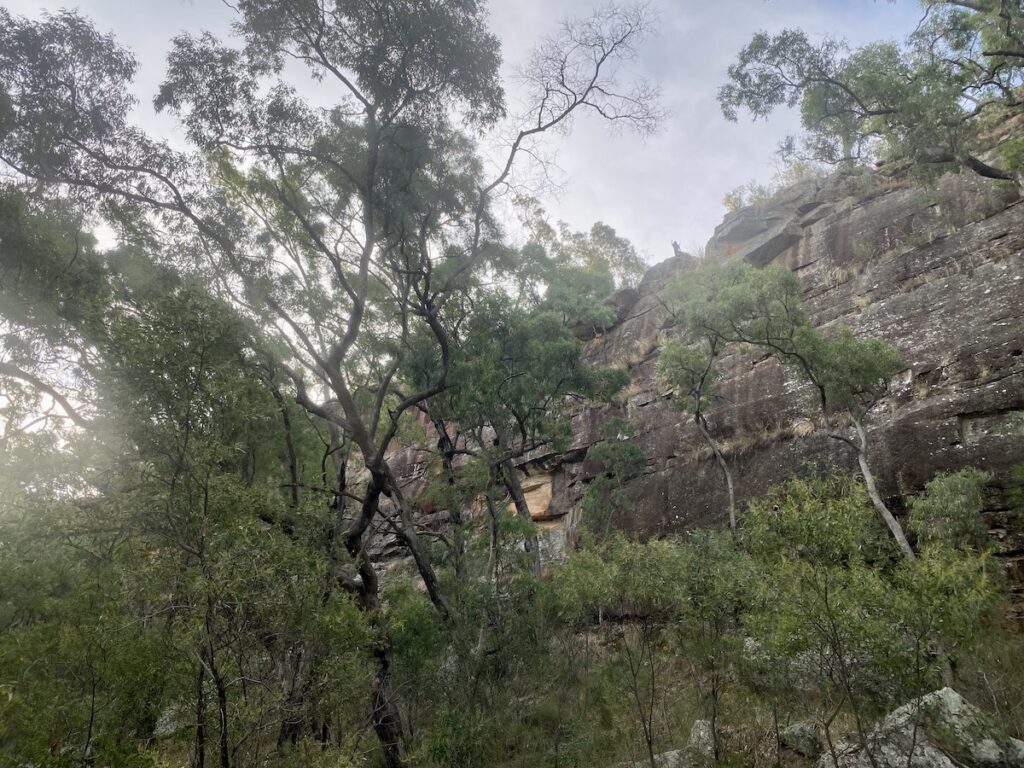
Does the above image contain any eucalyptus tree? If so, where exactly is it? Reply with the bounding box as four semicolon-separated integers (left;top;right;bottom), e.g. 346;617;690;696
672;261;911;558
0;3;660;763
719;1;1024;184
658;339;736;532
413;292;629;579
795;326;910;557
410;219;641;578
657;266;743;534
518;217;648;330
0;191;376;766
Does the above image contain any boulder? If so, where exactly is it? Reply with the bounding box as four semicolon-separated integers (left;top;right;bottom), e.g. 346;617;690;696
617;720;716;768
815;688;1024;768
688;719;715;758
781;721;824;759
651;750;691;768
153;703;188;739
621;747;704;768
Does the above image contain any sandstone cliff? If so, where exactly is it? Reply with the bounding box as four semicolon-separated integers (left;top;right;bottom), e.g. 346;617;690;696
510;168;1024;581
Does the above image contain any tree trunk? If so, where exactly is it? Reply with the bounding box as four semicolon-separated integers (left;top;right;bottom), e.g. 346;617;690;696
275;650;311;748
499;458;543;579
852;418;915;561
484;488;501;589
371;648;405;768
696;414;736;534
271;383;300;514
434;421;465;576
386;470;453;619
843;419;956;683
194;661;206;768
213;661;230;768
329;468;411;767
82;669;97;766
202;590;230;768
200;642;231;768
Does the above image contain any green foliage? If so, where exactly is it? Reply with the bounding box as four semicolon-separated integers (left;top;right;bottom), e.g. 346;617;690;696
745;473;997;725
1010;464;1024;535
0;541;169;767
720;4;1024;182
526;216;646;290
909;468;994;551
999;135;1024;172
663;260;903;421
676;531;753;648
745;473;897;564
0;194;376;766
722;181;775;213
580;418;647;542
558;535;688;621
664;262;805;350
387;580;447;681
722;161;826;212
801;325;904;416
516;214;646;329
422;295;627;456
1;4;1022;767
658;340;717;415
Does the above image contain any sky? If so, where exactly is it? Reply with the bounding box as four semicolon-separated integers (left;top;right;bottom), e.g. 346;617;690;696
5;0;925;265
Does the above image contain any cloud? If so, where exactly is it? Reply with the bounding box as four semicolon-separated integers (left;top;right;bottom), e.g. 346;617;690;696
5;0;923;263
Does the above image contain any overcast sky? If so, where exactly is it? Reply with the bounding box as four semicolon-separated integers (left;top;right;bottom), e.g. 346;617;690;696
6;0;924;264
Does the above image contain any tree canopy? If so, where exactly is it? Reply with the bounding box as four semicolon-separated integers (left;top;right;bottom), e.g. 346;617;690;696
1;3;1022;767
0;2;661;765
720;1;1024;183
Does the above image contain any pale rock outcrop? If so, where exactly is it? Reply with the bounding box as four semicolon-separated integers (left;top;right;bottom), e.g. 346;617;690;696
619;718;716;768
781;721;824;759
815;688;1024;768
687;719;715;759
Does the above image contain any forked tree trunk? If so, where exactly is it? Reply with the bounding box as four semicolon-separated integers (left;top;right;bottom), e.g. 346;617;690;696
500;458;543;579
329;465;411;767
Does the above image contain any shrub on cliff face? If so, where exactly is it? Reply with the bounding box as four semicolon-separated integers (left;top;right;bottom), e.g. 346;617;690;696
722;161;827;212
909;468;994;552
581;417;648;543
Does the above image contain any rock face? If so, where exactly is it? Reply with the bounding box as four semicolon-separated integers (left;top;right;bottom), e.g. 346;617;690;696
618;719;715;768
781;721;824;759
815;688;1024;768
514;168;1024;577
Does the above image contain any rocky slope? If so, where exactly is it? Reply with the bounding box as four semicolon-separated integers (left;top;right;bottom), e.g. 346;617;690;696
506;168;1024;578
